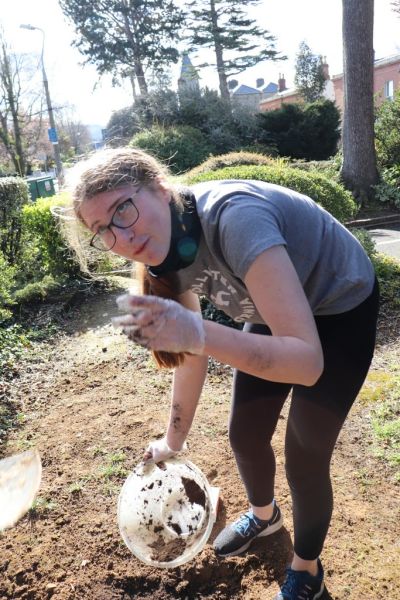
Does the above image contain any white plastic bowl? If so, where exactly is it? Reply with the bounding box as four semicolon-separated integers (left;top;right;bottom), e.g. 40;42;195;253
117;458;214;568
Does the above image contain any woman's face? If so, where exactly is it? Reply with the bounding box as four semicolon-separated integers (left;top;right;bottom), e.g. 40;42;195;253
79;182;172;265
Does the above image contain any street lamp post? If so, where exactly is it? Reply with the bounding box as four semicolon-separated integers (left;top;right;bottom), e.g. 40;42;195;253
20;24;64;185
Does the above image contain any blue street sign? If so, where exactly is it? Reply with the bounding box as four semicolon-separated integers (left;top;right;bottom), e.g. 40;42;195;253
48;127;58;143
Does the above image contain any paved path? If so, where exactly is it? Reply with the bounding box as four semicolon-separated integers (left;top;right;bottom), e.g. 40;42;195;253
370;224;400;260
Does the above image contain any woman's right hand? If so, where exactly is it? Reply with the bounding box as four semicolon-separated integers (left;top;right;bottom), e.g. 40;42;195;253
143;436;187;463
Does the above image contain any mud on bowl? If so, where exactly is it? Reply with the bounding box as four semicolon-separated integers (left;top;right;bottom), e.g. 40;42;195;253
117;458;214;568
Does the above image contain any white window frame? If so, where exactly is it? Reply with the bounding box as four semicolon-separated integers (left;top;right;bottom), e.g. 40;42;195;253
384;80;394;100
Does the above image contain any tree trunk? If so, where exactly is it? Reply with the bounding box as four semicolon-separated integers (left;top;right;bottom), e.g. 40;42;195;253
1;43;26;175
340;0;379;205
210;0;230;103
122;12;148;96
128;71;137;101
0;116;20;175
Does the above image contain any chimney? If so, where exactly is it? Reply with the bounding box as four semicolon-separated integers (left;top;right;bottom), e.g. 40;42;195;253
256;77;264;88
278;73;286;92
321;56;330;80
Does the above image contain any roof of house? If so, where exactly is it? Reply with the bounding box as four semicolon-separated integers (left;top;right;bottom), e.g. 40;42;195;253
232;84;261;96
260;87;299;106
331;53;400;80
373;53;400;70
262;82;278;94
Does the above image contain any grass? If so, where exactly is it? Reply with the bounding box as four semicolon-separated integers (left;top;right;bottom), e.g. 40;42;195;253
360;368;400;481
355;467;374;493
91;446;108;458
97;451;128;481
28;496;57;518
63;450;128;496
371;390;400;478
68;478;90;495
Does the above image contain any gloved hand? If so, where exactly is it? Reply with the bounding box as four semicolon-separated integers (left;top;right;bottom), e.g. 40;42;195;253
112;294;205;355
143;437;187;463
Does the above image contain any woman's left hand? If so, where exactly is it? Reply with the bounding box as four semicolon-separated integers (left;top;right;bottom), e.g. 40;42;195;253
112;294;205;354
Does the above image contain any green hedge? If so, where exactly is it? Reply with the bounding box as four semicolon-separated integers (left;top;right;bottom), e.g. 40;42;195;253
186;151;276;178
0;250;16;322
352;229;400;312
22;197;80;279
185;164;357;223
0;177;29;265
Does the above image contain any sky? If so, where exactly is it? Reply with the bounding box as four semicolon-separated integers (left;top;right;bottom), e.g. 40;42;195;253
1;0;400;128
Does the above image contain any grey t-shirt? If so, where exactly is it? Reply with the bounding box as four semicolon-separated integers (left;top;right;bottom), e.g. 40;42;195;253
175;180;375;323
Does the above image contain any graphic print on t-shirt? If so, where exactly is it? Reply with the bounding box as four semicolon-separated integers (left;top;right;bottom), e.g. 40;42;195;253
190;267;256;322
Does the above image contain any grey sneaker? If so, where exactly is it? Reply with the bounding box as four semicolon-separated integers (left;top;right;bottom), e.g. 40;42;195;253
274;559;324;600
213;500;283;557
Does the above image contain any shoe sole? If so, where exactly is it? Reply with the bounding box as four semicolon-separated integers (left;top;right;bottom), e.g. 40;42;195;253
216;513;284;558
314;581;325;599
274;579;324;600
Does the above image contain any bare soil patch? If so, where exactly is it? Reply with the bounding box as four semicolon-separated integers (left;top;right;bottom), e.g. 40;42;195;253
0;284;399;599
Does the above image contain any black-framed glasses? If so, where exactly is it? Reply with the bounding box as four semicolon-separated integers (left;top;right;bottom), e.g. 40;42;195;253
90;197;140;252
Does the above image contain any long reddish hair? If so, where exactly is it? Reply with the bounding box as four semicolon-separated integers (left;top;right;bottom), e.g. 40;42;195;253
137;263;186;368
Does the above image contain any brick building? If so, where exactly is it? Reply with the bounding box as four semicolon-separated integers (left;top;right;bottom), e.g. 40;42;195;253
259;54;400;114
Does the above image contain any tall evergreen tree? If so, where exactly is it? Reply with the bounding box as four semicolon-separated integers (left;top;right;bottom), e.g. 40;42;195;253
294;41;326;103
59;0;185;96
340;0;378;204
184;0;285;101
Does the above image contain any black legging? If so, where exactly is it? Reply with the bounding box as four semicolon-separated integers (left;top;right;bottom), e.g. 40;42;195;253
229;278;380;560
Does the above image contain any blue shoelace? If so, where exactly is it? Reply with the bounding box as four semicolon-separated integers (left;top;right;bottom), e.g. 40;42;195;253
234;512;261;537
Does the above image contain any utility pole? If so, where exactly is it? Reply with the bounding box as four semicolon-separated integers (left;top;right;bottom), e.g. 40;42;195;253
20;24;64;185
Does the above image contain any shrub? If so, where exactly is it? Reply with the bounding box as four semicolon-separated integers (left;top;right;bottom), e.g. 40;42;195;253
0;177;29;265
374;166;400;208
257;100;341;160
22;197;80;279
13;275;61;304
0;250;16;322
350;228;377;258
185;164;357;223
289;157;341;181
0;324;30;379
350;228;400;313
375;91;400;167
239;143;278;156
21;194;123;281
186;151;277;177
373;253;400;311
179;88;241;154
130;125;212;174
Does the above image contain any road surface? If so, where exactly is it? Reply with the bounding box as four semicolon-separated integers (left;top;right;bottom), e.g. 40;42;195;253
370;224;400;260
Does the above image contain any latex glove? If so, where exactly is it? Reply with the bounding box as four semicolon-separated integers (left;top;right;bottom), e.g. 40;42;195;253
112;294;205;355
143;437;187;463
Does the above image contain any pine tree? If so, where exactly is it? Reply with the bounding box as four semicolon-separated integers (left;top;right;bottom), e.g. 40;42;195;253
294;41;326;103
59;0;185;97
184;0;285;101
